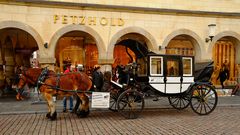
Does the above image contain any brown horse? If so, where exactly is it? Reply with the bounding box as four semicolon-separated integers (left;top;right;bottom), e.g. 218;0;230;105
15;67;92;120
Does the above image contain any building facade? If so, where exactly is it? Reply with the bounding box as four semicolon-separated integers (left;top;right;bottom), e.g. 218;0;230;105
0;0;240;86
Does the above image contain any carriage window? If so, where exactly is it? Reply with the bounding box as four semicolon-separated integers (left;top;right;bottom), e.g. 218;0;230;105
183;57;192;76
137;57;147;76
167;60;179;77
150;57;163;76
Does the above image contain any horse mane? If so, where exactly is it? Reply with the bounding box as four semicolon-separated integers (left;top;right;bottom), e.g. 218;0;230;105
22;68;55;85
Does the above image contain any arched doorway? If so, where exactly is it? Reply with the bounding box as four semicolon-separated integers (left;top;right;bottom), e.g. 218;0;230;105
165;35;195;56
211;37;238;86
55;31;98;75
0;28;38;94
113;33;149;76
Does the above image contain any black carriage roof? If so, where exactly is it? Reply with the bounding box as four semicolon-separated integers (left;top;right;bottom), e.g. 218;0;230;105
117;39;149;58
116;39;195;59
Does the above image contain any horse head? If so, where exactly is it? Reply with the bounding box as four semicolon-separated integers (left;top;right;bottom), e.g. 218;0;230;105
13;67;54;91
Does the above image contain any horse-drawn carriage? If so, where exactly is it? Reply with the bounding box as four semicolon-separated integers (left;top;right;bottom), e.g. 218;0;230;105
14;53;217;120
108;53;217;119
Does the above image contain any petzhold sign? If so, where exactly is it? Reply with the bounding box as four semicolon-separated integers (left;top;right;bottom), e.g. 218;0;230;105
53;15;124;26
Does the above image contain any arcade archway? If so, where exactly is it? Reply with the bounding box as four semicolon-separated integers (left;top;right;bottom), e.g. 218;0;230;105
165;35;195;56
113;33;149;76
211;37;239;86
0;28;38;94
55;31;99;75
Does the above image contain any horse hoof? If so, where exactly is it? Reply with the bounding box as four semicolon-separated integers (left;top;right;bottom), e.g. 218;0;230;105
50;112;57;120
76;109;90;118
46;112;51;119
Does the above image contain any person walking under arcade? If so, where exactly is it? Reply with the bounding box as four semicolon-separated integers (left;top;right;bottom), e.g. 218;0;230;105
217;64;229;89
62;64;74;112
92;65;104;91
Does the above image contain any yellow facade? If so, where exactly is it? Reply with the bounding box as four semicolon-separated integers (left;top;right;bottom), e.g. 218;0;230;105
0;0;240;84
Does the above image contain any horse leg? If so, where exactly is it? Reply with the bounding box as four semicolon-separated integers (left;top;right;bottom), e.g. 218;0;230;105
42;93;51;119
45;93;57;120
76;93;90;117
73;95;81;113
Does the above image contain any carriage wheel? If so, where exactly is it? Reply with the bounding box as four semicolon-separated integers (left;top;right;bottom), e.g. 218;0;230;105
168;94;190;110
190;84;218;115
109;89;120;112
117;88;144;119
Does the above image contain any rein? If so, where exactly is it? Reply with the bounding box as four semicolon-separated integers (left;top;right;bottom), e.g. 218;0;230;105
38;71;93;94
38;81;93;93
19;68;92;95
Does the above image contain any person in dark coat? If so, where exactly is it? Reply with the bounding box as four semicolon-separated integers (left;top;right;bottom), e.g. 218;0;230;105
117;65;129;84
217;64;229;88
92;65;104;91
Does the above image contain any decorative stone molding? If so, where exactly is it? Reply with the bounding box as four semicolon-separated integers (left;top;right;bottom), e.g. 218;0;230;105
38;57;56;64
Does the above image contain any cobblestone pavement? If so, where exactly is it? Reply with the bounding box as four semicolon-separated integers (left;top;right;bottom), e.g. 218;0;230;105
0;95;240;114
0;106;240;135
0;95;240;135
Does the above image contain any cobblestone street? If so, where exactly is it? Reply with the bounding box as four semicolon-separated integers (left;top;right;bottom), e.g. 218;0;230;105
0;106;240;135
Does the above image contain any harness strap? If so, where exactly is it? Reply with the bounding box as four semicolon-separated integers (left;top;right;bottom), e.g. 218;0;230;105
39;82;93;93
54;73;61;97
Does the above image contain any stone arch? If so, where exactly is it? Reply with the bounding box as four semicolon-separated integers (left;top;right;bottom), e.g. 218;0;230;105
162;29;204;63
107;26;158;60
0;20;44;52
48;24;105;61
208;31;240;63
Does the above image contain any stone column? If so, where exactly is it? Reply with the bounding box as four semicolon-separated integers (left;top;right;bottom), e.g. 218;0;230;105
98;58;114;72
38;57;56;71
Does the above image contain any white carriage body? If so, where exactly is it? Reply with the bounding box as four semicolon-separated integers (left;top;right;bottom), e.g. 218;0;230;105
144;54;195;94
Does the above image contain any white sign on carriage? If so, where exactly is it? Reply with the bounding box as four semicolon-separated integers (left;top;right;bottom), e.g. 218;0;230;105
91;92;110;108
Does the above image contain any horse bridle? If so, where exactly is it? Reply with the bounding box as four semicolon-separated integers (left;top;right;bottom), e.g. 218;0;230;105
17;73;36;88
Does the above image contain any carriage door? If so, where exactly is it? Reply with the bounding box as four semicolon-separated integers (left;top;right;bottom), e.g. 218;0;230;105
182;57;194;91
164;56;182;93
149;56;164;93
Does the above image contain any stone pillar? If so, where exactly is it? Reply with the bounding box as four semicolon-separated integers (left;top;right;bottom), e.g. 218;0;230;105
38;57;56;71
100;64;112;72
98;58;114;72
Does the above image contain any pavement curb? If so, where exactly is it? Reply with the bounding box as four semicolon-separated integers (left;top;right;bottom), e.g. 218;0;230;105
1;104;240;115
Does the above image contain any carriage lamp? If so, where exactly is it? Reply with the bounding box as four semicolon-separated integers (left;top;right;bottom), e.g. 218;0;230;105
205;24;216;42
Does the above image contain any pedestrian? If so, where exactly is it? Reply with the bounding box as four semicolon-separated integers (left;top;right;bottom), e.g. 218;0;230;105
217;64;229;88
62;64;74;112
92;65;103;91
101;71;112;92
14;66;24;101
73;64;84;113
76;64;84;72
117;65;129;85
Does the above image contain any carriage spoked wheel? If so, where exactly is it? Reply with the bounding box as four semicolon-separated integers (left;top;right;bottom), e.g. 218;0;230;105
109;89;120;112
117;88;144;119
190;84;218;115
168;93;191;110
